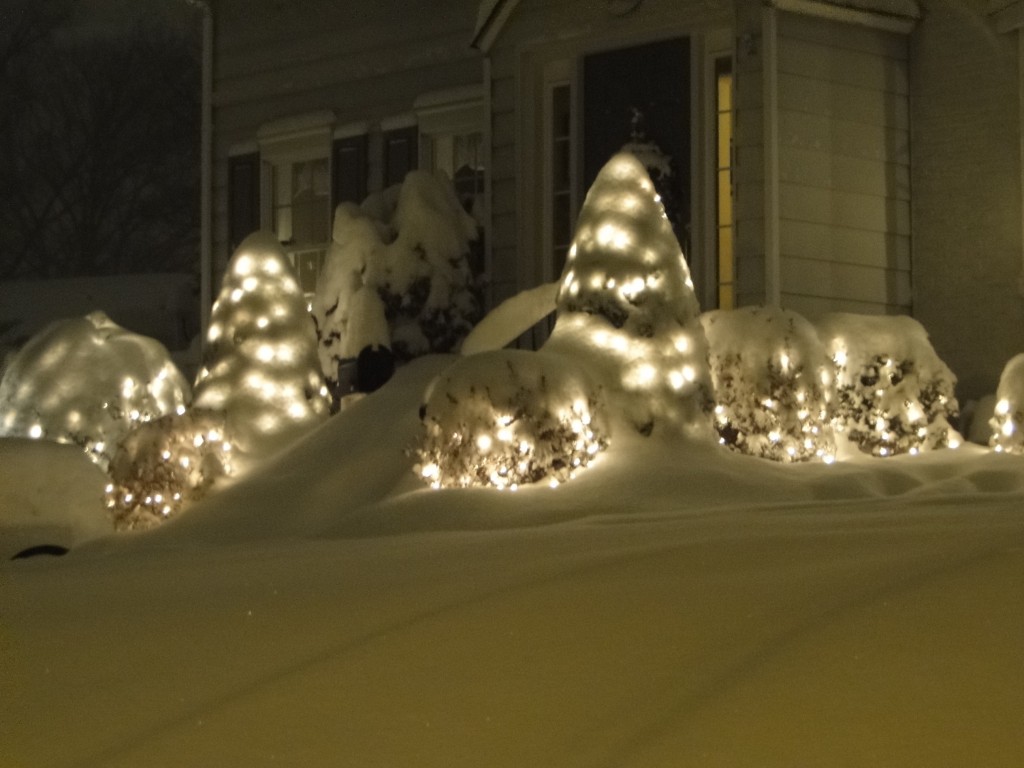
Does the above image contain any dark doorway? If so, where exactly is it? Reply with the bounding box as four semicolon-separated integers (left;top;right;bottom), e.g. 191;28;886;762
582;38;691;255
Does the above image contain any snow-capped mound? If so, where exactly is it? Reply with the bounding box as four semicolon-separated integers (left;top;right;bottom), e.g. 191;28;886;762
702;306;835;462
544;152;713;438
0;311;189;467
815;313;960;457
193;232;330;458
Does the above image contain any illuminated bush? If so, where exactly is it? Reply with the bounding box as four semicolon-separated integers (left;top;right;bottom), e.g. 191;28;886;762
194;232;331;458
702;306;836;463
816;313;960;457
989;353;1024;454
105;410;233;531
543;152;713;438
416;350;608;490
0;311;189;467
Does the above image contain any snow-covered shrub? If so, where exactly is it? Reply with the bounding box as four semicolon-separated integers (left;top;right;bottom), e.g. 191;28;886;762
989;353;1024;453
0;311;190;467
415;350;608;490
105;410;234;531
543;152;713;438
193;232;330;457
313;170;482;389
815;313;960;457
702;306;836;462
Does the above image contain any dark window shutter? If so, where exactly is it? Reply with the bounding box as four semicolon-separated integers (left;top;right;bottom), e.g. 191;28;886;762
383;125;418;187
332;134;368;207
228;152;261;252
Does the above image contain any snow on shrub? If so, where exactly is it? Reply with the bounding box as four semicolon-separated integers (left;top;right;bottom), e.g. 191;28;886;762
701;306;836;462
543;152;713;438
0;311;189;467
415;350;608;490
105;409;233;531
989;353;1024;453
815;313;960;457
193;232;330;458
313;170;481;388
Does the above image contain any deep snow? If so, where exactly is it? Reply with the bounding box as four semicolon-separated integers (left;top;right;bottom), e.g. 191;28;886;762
1;355;1023;767
2;153;1022;766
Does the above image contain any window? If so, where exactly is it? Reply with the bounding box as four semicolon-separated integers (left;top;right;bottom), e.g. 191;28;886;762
541;59;578;283
715;57;735;310
416;87;486;222
257;112;334;297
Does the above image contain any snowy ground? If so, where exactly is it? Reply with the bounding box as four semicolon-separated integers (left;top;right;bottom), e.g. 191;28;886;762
2;354;1023;767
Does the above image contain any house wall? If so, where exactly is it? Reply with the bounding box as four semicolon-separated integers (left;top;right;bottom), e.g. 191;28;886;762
483;0;733;305
910;0;1023;402
209;0;482;276
734;2;911;318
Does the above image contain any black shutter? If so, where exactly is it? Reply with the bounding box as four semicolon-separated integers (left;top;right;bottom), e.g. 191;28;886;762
228;152;261;252
382;125;418;187
331;134;368;207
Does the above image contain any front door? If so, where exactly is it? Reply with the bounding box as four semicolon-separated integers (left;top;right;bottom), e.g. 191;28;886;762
582;37;691;261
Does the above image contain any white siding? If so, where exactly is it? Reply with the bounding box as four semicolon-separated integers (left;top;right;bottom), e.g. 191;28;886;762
775;12;911;316
733;3;912;316
911;0;1023;402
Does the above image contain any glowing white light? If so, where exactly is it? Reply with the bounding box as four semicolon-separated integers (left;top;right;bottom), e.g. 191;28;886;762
242;276;258;292
995;398;1011;416
497;427;514;443
596;223;630;250
669;370;685;390
833;348;848;366
1002;420;1015;438
256;317;270;330
230;288;244;302
28;423;43;439
476;434;493;452
779;353;790;370
674;335;691;353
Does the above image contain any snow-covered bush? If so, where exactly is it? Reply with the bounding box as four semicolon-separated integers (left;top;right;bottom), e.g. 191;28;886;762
105;409;234;531
989;353;1024;453
543;152;713;438
313;170;482;391
0;311;190;467
415;350;608;490
193;232;330;458
702;306;836;462
815;313;960;457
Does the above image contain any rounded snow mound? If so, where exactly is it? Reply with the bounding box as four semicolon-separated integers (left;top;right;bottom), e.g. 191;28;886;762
0;311;190;466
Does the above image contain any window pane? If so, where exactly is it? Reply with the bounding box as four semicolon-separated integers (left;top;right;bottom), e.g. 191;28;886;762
291;158;330;245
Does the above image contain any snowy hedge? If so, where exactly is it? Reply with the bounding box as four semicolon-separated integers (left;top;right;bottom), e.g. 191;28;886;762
990;353;1024;453
415;350;607;490
815;313;960;457
0;311;190;467
105;409;233;531
702;306;836;462
313;171;482;393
